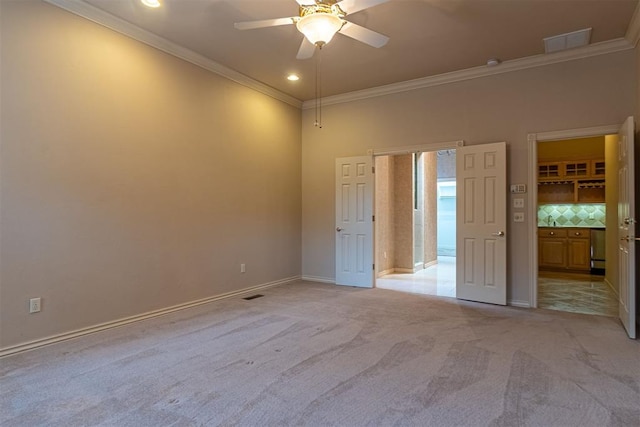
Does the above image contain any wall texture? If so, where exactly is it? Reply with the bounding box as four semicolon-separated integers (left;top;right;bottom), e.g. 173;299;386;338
374;156;394;275
538;137;605;160
301;49;635;304
637;41;640;124
423;153;437;266
0;1;302;349
393;155;413;271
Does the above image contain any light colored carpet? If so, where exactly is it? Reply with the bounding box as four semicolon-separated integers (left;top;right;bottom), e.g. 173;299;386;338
1;281;639;426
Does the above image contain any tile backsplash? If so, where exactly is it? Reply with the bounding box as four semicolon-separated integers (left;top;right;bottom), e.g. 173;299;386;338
538;204;606;227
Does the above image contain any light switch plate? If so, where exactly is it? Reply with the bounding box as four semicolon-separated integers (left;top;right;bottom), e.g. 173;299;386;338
514;212;525;222
510;184;527;193
513;198;525;208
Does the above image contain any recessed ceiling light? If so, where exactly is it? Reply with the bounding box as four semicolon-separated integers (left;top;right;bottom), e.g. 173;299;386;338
287;74;300;81
141;0;161;8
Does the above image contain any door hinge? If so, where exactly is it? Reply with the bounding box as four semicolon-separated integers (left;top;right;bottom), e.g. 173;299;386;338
373;264;375;270
372;215;375;222
372;166;375;173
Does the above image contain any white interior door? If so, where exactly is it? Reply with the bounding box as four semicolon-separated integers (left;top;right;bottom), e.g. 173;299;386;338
456;142;507;305
618;116;636;339
335;156;374;287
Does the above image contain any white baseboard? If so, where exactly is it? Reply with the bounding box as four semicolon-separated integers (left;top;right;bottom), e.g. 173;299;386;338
604;278;619;297
377;268;394;277
301;275;336;284
508;300;531;308
393;268;415;274
0;276;301;358
424;259;438;269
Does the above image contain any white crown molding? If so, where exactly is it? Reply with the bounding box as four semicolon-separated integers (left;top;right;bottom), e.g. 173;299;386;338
42;0;303;109
302;38;633;109
41;0;635;111
626;1;640;47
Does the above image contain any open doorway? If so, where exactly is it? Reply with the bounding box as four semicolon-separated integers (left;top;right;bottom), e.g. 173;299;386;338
375;150;456;298
534;134;619;317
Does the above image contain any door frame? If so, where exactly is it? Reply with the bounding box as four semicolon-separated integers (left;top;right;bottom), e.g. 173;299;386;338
527;124;621;308
369;140;464;283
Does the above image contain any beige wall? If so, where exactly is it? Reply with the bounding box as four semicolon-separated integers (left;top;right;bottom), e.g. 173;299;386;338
0;2;302;349
423;153;438;266
301;50;635;304
538;136;605;161
393;155;413;270
374;156;395;275
636;41;640;124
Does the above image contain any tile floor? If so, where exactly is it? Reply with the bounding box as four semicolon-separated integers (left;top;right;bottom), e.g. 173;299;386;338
377;257;618;318
376;256;456;298
537;271;618;317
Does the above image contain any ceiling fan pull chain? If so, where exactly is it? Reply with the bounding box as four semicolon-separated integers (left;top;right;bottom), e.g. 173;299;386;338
314;45;322;128
318;45;322;129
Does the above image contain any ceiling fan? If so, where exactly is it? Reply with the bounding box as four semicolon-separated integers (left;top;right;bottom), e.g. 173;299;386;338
234;0;390;59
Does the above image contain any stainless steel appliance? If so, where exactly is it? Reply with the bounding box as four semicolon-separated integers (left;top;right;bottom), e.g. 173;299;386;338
590;228;606;275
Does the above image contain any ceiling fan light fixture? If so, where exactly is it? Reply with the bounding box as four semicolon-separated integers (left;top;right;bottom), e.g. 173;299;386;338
296;13;343;46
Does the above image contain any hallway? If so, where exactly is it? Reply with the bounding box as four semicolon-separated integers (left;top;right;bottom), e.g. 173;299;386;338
376;256;456;298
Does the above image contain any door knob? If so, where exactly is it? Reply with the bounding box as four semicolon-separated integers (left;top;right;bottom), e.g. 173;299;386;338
492;231;505;237
336;227;343;232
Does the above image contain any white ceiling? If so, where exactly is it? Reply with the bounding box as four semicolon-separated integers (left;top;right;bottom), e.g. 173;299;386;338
65;0;639;102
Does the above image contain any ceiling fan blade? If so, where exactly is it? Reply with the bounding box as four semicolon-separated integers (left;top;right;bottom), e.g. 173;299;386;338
339;21;389;48
336;0;390;14
234;17;295;31
296;38;316;60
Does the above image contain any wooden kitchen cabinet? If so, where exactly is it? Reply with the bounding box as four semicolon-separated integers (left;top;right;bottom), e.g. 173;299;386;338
538;162;563;180
538;228;567;269
567;229;591;271
538;227;591;272
537;158;605;203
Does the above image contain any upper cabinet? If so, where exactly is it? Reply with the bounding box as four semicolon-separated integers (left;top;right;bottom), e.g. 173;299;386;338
538;162;562;180
537;159;605;203
591;160;605;178
563;161;589;178
537;160;604;180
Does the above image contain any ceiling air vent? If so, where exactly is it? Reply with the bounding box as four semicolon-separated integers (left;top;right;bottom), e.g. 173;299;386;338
544;28;592;53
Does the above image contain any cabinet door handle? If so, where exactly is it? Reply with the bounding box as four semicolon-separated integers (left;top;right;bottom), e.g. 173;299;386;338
549;232;555;236
574;232;581;236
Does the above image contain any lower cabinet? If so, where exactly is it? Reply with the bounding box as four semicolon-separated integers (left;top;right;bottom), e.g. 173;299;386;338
539;237;566;268
538;228;591;272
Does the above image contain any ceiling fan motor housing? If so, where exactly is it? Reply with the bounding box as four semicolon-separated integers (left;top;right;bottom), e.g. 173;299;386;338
297;2;346;46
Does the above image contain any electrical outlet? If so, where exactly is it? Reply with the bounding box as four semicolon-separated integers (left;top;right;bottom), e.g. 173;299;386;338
29;297;41;313
513;198;525;208
513;212;525;223
240;263;246;273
